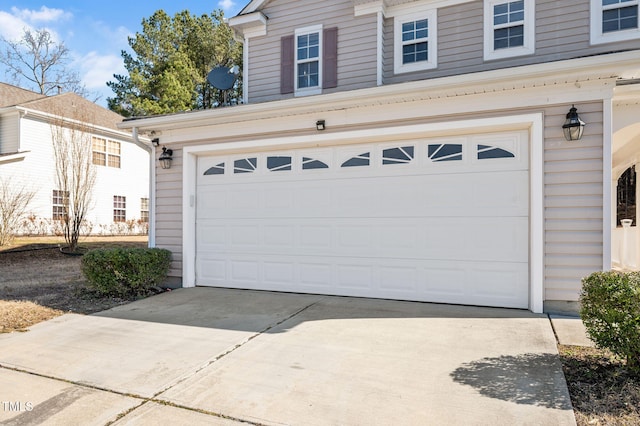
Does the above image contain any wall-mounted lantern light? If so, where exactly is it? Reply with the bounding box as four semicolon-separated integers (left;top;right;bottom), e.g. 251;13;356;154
562;105;586;141
159;147;173;169
151;138;160;147
316;120;326;131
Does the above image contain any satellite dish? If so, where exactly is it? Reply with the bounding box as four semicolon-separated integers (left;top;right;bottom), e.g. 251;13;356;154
207;66;238;91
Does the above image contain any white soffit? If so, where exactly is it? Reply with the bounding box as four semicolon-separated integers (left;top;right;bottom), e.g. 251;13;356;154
228;11;267;38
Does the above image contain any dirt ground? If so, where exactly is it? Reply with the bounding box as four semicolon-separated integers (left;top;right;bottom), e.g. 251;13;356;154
0;236;148;327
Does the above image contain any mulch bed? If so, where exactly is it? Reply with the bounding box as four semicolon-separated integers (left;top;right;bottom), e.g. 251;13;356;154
559;345;640;425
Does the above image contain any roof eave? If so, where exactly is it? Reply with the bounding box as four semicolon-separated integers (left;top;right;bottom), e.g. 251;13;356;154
117;50;640;133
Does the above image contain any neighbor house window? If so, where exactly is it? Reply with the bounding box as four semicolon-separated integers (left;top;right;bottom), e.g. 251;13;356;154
140;198;149;223
484;0;535;60
591;0;640;44
52;190;68;220
114;195;126;222
92;137;121;168
295;25;323;96
617;166;636;226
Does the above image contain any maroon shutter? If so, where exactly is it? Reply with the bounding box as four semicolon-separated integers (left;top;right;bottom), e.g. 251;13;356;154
323;27;338;89
280;35;295;94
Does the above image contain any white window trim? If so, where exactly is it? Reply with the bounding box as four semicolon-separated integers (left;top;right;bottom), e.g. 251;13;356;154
394;9;438;74
590;0;640;45
483;0;535;61
294;24;323;97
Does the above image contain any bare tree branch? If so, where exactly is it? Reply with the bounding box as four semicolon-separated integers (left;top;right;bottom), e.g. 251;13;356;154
50;108;97;252
0;178;35;246
0;28;87;96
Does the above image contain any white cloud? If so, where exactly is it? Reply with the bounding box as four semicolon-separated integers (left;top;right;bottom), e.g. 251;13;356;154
77;51;125;90
0;6;71;41
11;6;72;24
0;10;31;40
218;0;236;11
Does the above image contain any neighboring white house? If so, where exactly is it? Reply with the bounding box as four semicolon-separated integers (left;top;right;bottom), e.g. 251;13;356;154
0;83;151;236
120;0;640;314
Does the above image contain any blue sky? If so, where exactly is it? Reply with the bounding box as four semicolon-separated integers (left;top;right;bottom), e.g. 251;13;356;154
0;1;245;105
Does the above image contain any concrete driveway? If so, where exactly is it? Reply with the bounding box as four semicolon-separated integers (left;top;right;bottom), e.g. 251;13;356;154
0;288;576;425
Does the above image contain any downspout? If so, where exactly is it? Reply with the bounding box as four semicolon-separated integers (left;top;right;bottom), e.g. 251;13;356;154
131;126;156;248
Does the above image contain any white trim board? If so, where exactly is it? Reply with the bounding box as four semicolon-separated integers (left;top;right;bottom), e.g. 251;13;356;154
182;112;545;313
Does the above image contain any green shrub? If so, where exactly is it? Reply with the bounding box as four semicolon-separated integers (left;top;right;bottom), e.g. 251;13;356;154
81;248;171;297
580;271;640;374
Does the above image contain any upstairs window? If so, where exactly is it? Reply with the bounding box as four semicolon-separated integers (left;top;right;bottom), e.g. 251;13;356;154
281;26;337;96
591;0;640;44
296;28;321;93
484;0;534;60
92;137;121;168
394;10;437;74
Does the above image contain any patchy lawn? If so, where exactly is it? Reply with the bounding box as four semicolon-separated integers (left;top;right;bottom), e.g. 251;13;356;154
0;236;149;332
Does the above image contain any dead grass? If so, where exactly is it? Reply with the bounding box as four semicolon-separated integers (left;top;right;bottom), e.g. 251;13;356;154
0;300;64;333
559;345;640;426
1;236;149;333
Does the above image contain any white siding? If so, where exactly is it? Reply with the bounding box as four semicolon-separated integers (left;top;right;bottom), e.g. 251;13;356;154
0;115;149;235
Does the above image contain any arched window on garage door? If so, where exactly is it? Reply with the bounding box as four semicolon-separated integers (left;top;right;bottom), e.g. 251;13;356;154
617;165;636;227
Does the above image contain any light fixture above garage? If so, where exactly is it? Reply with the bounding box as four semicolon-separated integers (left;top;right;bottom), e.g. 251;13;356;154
316;120;326;131
159;147;173;169
562;105;585;141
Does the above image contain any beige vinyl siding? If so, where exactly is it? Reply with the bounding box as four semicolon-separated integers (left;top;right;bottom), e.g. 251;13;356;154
155;101;605;304
543;101;604;302
156;149;183;278
248;0;377;103
384;0;640;84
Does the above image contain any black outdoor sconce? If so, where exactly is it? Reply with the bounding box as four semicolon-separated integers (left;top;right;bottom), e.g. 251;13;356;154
159;147;173;169
316;120;326;131
562;105;586;141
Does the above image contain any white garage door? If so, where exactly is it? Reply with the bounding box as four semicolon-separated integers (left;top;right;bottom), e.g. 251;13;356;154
195;131;529;308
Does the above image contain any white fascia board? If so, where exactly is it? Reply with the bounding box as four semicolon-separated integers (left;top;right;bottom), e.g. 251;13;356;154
118;51;640;136
16;106;144;145
228;11;267;38
238;0;268;15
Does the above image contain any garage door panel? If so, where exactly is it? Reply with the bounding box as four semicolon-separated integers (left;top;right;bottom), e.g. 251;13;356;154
195;254;528;309
198;217;527;262
197;173;527;219
195;131;530;309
